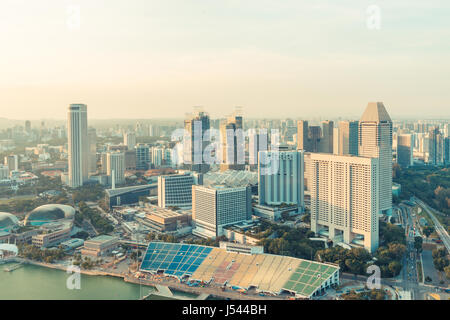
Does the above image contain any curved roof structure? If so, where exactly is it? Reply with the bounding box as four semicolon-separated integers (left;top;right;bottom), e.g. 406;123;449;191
0;212;19;231
24;204;75;226
0;243;18;256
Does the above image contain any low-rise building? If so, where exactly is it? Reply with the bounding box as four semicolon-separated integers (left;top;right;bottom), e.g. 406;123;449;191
81;235;119;257
32;222;72;248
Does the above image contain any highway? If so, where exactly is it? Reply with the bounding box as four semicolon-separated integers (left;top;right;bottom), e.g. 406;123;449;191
413;197;450;254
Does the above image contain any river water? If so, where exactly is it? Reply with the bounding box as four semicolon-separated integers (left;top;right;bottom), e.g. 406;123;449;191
0;263;196;300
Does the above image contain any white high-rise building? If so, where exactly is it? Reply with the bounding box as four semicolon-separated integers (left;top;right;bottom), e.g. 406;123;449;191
67;104;89;188
359;102;392;215
106;152;125;185
124;132;136;150
258;150;304;211
158;173;194;208
0;164;9;179
307;153;379;253
151;147;163;168
192;185;252;238
4;155;19;172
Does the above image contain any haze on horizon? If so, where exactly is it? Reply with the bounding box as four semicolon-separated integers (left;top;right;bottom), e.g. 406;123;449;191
0;0;449;120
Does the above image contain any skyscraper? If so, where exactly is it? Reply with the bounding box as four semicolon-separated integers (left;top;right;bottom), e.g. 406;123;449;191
258;150;304;211
124;132;136;150
4;155;19;172
106;152;125;185
337;121;359;156
428;126;444;165
318;120;334;153
136;143;150;170
359;102;392;215
67;104;88;188
296;120;333;153
397;134;414;168
220;113;245;171
307;153;379;253
183;110;210;173
88;127;97;174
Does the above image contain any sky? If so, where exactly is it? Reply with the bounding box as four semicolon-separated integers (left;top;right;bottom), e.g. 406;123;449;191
0;0;449;120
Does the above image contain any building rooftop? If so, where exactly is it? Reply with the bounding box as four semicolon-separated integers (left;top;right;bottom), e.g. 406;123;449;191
360;102;392;123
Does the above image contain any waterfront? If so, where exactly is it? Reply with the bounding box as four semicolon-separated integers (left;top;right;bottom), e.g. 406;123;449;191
0;263;196;300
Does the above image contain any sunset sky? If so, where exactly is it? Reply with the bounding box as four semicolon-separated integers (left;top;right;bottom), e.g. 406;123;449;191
0;0;449;119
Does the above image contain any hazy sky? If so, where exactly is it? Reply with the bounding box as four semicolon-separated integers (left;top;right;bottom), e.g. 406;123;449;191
0;0;449;120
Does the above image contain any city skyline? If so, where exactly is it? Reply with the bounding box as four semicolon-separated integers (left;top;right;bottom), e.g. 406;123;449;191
1;1;449;120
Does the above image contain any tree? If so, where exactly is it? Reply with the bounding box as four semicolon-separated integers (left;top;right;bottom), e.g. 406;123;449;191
414;236;423;253
423;226;434;238
445;265;450;279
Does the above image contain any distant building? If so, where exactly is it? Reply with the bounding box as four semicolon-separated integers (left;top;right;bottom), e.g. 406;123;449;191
397;134;414;168
136;144;150;170
337;121;358;156
296;120;334;153
32;222;72;248
124;132;136;150
106;152;125;185
67;104;89;188
220;113;245;171
4;155;19;172
183;110;210;173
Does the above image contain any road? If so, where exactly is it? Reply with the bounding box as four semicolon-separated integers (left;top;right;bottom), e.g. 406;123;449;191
398;203;420;299
413;197;450;255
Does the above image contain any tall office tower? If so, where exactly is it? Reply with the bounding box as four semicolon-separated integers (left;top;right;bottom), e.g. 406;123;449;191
297;120;310;151
192;185;252;238
4;155;19;172
88;127;97;174
296;120;330;153
258;150;304;211
25;120;31;134
359;102;392;215
248;129;268;168
183;110;210;173
124;150;136;170
444;123;450;138
338;121;359;156
428;127;444;165
151;147;163;168
0;164;9;180
333;127;340;155
124;132;136;150
309;126;322;152
158;173;194;208
220;113;245;171
397;134;414;168
100;152;108;174
106;152;125;185
67;104;89;188
444;137;450;165
163;148;172;167
307;153;379;253
319;121;334;153
135;143;150;170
